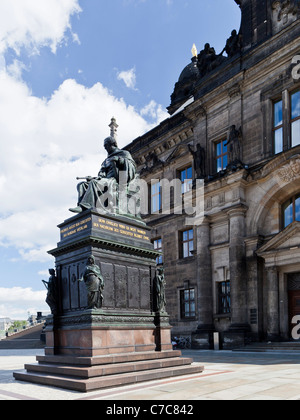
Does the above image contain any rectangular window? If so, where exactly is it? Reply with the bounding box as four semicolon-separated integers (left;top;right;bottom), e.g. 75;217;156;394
273;99;283;154
215;139;228;172
218;281;231;314
181;229;194;258
153;238;163;265
180;166;193;194
151;181;161;213
283;194;300;228
180;288;196;319
291;90;300;148
271;90;300;155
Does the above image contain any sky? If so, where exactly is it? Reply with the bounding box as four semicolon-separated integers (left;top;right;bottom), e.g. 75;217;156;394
0;0;241;320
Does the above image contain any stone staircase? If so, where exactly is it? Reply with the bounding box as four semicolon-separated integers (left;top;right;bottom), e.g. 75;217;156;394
14;350;204;392
0;324;45;349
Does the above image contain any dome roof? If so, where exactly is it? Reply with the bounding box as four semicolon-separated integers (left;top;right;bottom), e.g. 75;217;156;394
178;58;200;83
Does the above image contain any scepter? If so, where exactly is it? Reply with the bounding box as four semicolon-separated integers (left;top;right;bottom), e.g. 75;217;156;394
76;176;96;181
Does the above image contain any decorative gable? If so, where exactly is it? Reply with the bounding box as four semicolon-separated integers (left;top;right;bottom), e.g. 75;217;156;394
257;221;300;267
166;144;190;164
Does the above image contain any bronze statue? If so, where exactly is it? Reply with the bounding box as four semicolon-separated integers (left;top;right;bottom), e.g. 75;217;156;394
197;43;226;77
153;267;166;313
70;135;137;214
188;143;206;179
222;30;242;58
42;269;58;315
76;256;104;310
197;43;217;76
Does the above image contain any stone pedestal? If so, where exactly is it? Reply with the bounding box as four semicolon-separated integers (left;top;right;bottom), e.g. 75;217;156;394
14;211;203;391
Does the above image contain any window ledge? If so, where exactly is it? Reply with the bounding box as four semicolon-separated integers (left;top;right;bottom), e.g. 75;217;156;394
213;313;232;321
178;256;196;264
180;317;197;322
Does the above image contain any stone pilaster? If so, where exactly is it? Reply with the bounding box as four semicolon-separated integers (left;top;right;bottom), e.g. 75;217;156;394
228;206;249;329
191;217;214;349
222;206;250;349
196;217;213;327
266;266;280;342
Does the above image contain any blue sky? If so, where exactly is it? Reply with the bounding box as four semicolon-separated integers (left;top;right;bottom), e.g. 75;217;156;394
0;0;240;320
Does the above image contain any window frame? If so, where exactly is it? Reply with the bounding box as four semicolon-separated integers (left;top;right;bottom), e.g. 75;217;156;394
270;88;300;155
180;166;193;194
282;193;300;229
180;288;196;320
273;98;284;155
180;229;194;259
217;281;231;315
291;89;300;148
153;238;163;265
215;139;228;173
151;180;162;214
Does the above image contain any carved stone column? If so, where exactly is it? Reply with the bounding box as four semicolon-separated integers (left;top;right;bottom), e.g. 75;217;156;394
266;266;280;341
191;217;214;349
222;206;250;349
196;217;213;327
228;206;249;328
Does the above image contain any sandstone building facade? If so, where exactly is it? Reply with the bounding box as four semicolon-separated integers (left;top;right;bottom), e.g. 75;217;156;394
126;0;300;348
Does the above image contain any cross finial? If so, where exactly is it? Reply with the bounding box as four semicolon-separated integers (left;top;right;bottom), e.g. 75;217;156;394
109;117;119;139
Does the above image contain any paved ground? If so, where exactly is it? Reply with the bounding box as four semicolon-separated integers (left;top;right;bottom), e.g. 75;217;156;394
1;349;300;400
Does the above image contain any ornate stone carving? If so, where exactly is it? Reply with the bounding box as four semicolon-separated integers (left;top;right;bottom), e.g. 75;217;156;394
46;312;156;328
139;151;165;176
277;157;300;182
272;0;300;33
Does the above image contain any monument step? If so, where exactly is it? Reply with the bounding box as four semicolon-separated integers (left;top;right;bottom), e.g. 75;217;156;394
14;363;204;393
24;356;194;379
36;350;183;367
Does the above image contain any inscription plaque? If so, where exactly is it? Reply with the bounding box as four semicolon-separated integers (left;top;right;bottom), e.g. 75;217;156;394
59;213;150;244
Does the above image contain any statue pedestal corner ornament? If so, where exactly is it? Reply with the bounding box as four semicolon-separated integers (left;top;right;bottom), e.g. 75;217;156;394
14;119;204;392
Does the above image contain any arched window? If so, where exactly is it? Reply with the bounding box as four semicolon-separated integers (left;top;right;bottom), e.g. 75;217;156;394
282;194;300;228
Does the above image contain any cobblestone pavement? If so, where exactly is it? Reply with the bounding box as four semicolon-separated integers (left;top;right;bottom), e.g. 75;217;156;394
1;349;300;400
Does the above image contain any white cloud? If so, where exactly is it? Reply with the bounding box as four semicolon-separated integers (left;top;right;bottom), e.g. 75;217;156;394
0;0;81;55
141;99;169;122
0;287;48;320
117;67;138;90
0;0;169;266
0;74;158;261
